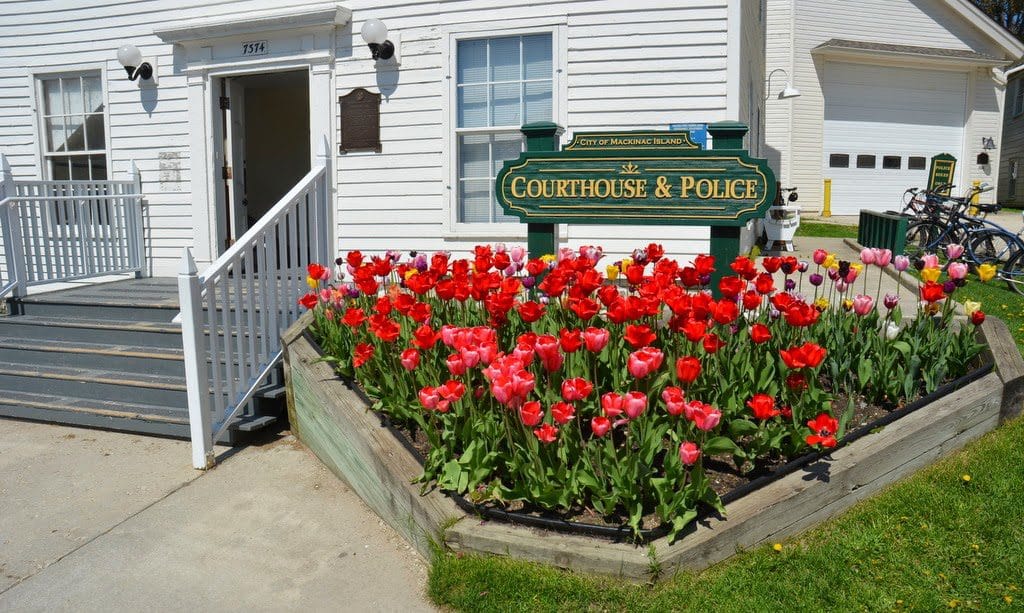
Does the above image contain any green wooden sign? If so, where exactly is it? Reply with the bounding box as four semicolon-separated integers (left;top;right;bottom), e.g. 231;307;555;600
928;153;956;194
496;130;776;227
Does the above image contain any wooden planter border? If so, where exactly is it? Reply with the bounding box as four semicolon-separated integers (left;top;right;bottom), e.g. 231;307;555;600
282;313;1023;580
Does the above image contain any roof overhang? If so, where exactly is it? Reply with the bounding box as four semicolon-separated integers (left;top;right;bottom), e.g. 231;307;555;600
812;39;1011;69
943;0;1024;59
154;2;351;44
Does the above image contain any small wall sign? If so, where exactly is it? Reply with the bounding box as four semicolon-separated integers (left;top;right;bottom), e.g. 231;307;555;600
928;153;956;194
241;40;268;56
339;88;382;153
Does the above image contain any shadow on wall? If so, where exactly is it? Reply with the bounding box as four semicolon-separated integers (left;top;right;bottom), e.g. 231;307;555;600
140;82;158;117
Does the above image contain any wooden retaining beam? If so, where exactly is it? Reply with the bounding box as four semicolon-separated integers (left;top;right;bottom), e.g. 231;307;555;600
283;315;1021;581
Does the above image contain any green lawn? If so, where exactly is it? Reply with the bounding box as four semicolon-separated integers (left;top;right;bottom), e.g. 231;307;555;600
794;221;859;239
427;223;1024;612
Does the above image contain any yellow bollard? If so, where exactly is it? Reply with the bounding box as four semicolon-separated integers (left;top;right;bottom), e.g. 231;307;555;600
970;179;980;216
822;179;832;218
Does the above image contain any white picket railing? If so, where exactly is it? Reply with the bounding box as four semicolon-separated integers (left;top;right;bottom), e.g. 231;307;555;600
179;155;332;469
0;154;146;298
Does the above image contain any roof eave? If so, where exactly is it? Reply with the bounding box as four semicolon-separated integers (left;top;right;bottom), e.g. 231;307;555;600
943;0;1024;59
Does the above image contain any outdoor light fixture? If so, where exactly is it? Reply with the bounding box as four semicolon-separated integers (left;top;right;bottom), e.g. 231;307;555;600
360;19;395;61
765;68;800;101
116;43;155;83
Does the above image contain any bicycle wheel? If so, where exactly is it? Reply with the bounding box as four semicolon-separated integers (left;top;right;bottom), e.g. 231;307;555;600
967;229;1019;267
905;221;942;257
998;249;1024;297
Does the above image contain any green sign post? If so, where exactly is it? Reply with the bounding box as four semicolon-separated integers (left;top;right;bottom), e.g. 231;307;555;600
928;153;957;195
497;121;777;290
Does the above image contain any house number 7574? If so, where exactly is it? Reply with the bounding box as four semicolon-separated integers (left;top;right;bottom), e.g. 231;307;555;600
241;41;268;56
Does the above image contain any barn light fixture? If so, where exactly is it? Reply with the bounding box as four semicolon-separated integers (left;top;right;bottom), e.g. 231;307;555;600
765;68;800;101
360;19;395;61
116;44;156;83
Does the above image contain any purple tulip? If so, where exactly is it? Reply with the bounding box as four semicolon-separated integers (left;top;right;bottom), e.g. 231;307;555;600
809;273;823;286
798;260;810;273
784;279;796;291
943;280;957;294
893;255;910;272
522;276;536;289
883;293;899;310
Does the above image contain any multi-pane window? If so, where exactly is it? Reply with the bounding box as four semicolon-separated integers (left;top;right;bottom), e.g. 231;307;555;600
456;33;553;224
38;73;108;180
1015;80;1024;117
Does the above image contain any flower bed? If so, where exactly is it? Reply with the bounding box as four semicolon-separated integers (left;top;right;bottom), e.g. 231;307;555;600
297;244;991;543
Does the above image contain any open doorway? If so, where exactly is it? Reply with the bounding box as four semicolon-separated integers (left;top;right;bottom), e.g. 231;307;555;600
219;70;310;250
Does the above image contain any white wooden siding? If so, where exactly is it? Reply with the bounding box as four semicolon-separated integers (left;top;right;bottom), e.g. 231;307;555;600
999;76;1024;202
0;0;758;274
765;0;1015;213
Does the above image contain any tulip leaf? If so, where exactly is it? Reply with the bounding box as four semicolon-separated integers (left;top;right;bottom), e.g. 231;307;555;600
857;359;874;385
703;436;742;456
890;341;911;357
729;420;759;437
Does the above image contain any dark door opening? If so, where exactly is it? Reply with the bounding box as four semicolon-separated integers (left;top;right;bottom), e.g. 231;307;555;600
220;70;310;251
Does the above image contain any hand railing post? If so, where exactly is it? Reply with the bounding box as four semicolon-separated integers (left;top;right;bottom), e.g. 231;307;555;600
129;160;147;277
179;248;215;469
316;135;332;266
1;153;27;299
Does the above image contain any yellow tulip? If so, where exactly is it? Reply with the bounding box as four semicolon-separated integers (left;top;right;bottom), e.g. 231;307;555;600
850;262;863;274
620;257;633;274
977;263;997;282
814;297;829;311
842;298;853;311
920;267;941;283
606;264;620;280
963;300;981;316
306;276;318;290
822;254;837;269
405;269;417;281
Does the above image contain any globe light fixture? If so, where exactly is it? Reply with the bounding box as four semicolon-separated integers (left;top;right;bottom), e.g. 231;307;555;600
116;43;155;82
360;18;395;61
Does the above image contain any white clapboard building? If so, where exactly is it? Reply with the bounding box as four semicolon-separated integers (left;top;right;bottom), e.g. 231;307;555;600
764;0;1024;215
0;1;769;459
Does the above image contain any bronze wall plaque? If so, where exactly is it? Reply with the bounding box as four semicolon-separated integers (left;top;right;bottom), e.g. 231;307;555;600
340;88;381;153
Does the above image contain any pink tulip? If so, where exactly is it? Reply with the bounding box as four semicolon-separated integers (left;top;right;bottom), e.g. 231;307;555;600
418;386;439;410
690;402;722;431
813;249;828;265
661;386;686;416
859;248;875;265
583;327;610;353
893;255;910;272
601;392;624;418
946;244;965;260
873;248;892;267
510;245;526;263
835;280;848;293
679;441;701;466
560;377;593;402
922;254;940;269
591;416;612;437
623;391;647;419
627;346;664;379
446;353;467;376
400;348;420;371
947;261;968;280
853;294;874;316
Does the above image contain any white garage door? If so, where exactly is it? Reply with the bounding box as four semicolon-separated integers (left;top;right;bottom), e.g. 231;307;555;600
823;62;966;215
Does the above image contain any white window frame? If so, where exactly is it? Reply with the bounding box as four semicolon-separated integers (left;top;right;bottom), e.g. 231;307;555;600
1014;79;1024;118
443;18;567;238
31;65;112;181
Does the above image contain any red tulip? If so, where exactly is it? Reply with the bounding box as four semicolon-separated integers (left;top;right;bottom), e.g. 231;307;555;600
710;300;739;325
676;356;702;384
762;256;782;273
754;272;775;295
747;393;780;420
299;292;319;309
438;380;466;401
806;413;839;448
749;323;772;344
517;300;545;323
971;310;986;326
568;297;600;321
591;416;612;437
780;342;827;369
561;377;594;402
342;308;366;327
559;328;584;353
550;401;575;425
702;333;725;354
694;254;716;276
353;343;374;368
920;281;946;303
784;302;820;327
624;324;657;349
718;275;745;298
307;263;330;281
681;319;707;343
679;441;701;466
519;401;543;426
534;423;559;444
742;290;762;311
446;354;467;376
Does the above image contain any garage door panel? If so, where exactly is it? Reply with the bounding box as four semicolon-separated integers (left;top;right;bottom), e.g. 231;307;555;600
823;61;965;215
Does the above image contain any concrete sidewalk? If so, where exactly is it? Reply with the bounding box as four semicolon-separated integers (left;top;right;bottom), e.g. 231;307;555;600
0;420;435;612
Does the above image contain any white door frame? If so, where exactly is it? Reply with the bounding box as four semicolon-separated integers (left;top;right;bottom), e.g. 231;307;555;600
169;25;340;267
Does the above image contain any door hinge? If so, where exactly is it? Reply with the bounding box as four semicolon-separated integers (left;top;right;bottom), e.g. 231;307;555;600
219;96;230;110
222;165;232;180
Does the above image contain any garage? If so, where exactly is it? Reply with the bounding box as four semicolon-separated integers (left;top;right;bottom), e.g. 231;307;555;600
822;61;967;214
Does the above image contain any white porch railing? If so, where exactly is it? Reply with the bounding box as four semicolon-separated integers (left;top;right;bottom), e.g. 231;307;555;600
0;154;146;299
179;148;332;469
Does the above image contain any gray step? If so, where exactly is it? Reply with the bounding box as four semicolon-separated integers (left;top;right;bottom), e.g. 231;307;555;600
0;361;188;407
0;337;186;377
13;299;181;324
0;390;280;442
0;315;184;349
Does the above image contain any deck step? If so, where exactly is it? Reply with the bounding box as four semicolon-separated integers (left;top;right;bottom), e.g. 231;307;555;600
0;314;184;348
0;389;190;438
230;414;279;432
0;361;188;406
0;337;186;377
